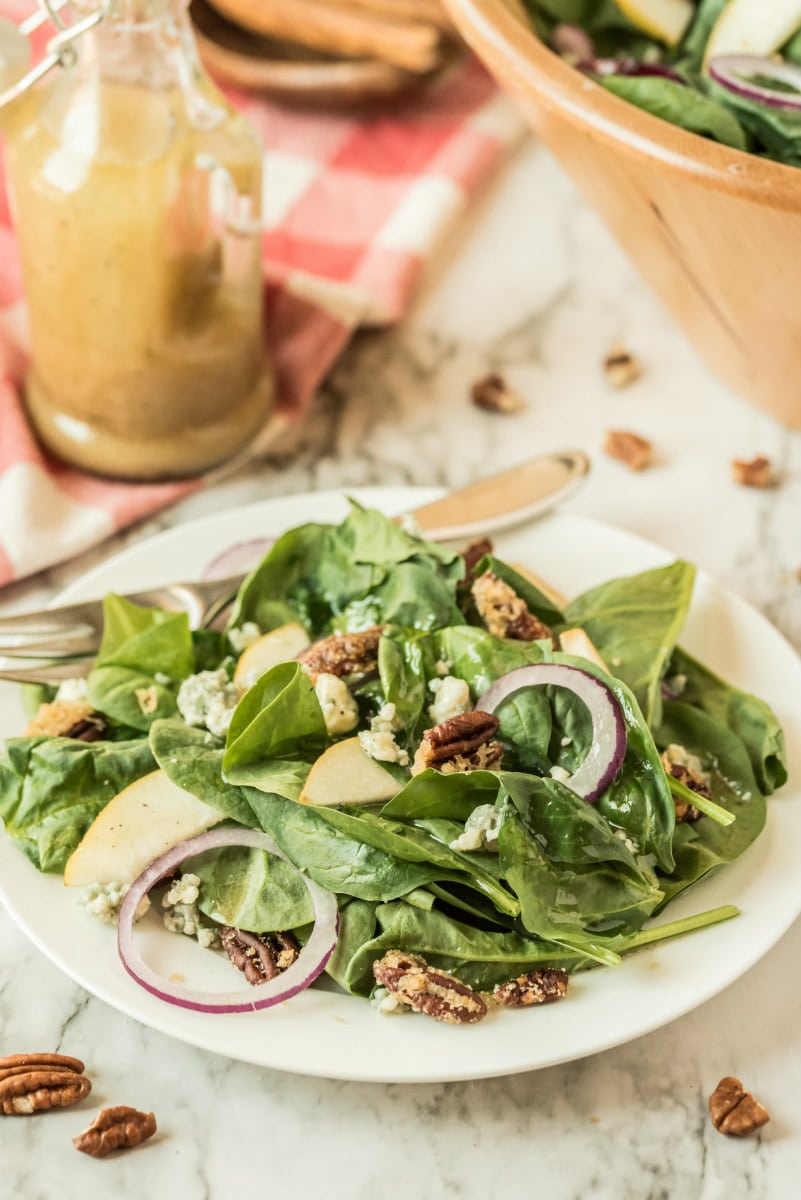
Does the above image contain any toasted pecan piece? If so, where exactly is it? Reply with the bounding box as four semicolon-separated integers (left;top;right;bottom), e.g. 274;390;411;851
603;429;653;471
373;950;487;1024
296;626;384;685
493;969;569;1008
731;455;775;489
709;1077;770;1137
26;700;106;741
412;711;503;776
73;1106;157;1157
471;570;554;642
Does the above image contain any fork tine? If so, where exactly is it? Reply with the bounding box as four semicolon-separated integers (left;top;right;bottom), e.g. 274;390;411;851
0;658;94;685
0;631;101;658
0;600;101;640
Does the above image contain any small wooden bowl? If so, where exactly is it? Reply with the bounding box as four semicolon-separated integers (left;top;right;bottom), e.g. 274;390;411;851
192;0;437;106
444;0;801;429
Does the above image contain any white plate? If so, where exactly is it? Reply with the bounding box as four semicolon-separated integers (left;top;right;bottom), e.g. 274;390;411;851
1;488;800;1083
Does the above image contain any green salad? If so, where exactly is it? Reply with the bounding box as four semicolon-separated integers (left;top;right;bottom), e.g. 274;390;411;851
0;503;788;1023
525;0;801;167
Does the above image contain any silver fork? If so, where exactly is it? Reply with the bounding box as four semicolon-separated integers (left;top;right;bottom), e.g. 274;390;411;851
0;576;245;684
0;450;590;686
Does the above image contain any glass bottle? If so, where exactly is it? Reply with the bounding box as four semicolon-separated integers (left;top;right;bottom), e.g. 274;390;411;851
2;1;270;480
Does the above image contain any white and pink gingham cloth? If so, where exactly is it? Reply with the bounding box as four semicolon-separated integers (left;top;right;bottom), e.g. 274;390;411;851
0;0;523;587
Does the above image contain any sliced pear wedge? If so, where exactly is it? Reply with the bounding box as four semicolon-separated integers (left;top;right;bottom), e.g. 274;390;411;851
615;0;693;46
705;0;801;65
559;628;610;673
300;737;403;807
233;622;310;687
64;770;220;887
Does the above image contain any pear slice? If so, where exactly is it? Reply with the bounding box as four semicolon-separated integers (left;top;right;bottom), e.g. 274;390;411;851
705;0;801;65
559;628;610;673
64;770;220;887
233;622;310;688
614;0;693;46
300;737;403;807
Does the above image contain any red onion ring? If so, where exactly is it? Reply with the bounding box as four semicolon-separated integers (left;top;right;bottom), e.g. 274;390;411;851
709;54;801;111
117;828;338;1014
477;664;627;804
591;57;685;83
202;539;275;581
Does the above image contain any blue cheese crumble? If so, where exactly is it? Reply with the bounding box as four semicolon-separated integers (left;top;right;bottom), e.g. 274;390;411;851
162;873;219;949
359;702;409;767
79;882;150;925
427;675;471;726
228;621;262;655
177;668;242;739
449;804;502;853
314;672;359;736
55;678;90;703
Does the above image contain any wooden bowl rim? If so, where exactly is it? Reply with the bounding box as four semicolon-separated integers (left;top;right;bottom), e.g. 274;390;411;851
445;0;801;212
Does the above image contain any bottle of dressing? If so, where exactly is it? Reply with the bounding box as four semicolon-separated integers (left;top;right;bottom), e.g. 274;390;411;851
1;0;270;480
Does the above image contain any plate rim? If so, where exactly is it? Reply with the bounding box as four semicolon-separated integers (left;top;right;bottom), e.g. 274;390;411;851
1;486;800;1083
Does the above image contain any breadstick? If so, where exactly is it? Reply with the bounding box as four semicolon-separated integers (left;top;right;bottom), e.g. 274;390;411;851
208;0;443;73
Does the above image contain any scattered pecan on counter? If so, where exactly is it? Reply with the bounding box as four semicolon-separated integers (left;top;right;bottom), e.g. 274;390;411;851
603;429;654;471
0;1053;91;1116
708;1077;770;1137
25;701;107;741
471;570;555;643
220;927;300;985
731;455;775;489
373;951;487;1024
493;969;569;1008
602;343;642;390
296;626;384;685
73;1106;157;1157
470;372;525;415
412;711;503;777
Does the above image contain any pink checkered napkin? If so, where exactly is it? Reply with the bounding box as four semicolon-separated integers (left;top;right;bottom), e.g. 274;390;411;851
0;6;524;589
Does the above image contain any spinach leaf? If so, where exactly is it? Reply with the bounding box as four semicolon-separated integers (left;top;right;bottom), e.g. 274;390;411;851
88;595;196;732
150;719;257;826
564;561;696;725
222;759;311;800
223;663;327;773
704;78;801;166
325;899;378;993
230;503;463;636
498;776;663;955
186;845;315;931
309;805;520;916
679;0;728;69
434;625;545;699
600;76;748;150
378;626;437;746
655;701;767;908
666;647;787;794
0;736;155;871
342;901;582;996
382;768;501;822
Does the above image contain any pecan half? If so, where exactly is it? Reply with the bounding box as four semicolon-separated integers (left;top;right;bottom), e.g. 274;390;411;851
493;968;569;1008
470;372;525;415
603;429;653;471
412;710;503;777
373;951;487;1024
602;343;642;390
220;927;300;986
731;455;775;489
25;701;106;741
471;570;554;643
296;626;384;685
73;1106;157;1157
0;1057;91;1116
709;1077;770;1137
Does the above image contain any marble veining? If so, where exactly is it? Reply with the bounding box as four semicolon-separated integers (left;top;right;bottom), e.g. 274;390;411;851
1;138;800;1198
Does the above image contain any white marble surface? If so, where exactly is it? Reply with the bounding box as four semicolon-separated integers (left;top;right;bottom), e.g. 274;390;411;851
2;134;801;1197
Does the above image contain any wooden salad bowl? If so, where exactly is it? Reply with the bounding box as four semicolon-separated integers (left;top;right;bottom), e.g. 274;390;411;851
444;0;801;429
